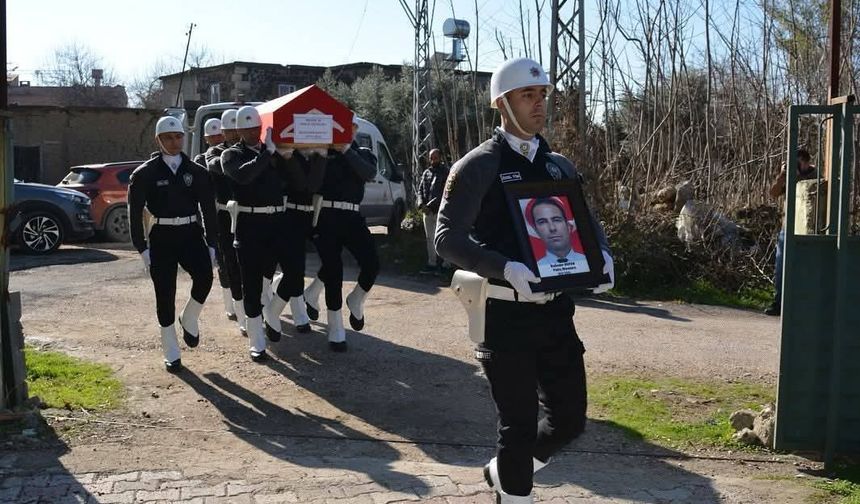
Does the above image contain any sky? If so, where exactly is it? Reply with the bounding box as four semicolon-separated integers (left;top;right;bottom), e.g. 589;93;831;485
7;0;574;84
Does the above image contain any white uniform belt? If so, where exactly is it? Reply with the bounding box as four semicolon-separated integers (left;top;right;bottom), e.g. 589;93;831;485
486;284;561;303
283;196;314;212
321;200;360;212
236;204;285;214
215;202;229;211
154;215;198;226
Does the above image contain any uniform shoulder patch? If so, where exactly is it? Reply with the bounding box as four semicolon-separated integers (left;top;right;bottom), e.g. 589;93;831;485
443;167;459;198
183;173;194;187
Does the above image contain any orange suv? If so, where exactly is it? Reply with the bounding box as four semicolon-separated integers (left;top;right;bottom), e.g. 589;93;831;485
58;161;142;241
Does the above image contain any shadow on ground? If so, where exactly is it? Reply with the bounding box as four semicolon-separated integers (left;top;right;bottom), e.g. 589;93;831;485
10;246;119;272
574;295;692;322
176;315;722;502
0;411;96;502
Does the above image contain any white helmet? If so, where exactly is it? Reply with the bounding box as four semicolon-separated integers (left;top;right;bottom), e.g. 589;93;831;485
489;57;553;108
155;116;184;136
220;109;238;130
204;118;222;137
235;105;261;129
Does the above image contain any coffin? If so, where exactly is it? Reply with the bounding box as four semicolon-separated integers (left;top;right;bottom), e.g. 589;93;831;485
257;85;354;148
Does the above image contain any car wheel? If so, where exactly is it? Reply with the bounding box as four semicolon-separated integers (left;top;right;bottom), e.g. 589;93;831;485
103;207;130;242
387;201;405;237
18;212;64;254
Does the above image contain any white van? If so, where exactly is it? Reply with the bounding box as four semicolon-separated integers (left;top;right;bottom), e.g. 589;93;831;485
165;103;407;235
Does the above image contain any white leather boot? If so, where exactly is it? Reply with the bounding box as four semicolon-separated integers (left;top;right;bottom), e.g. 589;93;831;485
496;492;533;503
160;324;182;372
263;293;287;342
246;315;267;362
178;298;203;348
222;288;236;319
345;285;369;331
327;309;346;352
261;276;273;308
303;277;323;321
484;456;549;491
289;295;311;332
234;298;247;337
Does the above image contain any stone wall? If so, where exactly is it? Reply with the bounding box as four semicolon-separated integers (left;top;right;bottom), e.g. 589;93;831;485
9;106;162;184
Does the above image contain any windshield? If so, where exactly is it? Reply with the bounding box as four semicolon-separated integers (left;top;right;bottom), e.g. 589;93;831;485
60;168;101;185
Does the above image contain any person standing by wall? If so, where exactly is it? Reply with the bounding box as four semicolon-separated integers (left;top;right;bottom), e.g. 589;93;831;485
417;148;449;274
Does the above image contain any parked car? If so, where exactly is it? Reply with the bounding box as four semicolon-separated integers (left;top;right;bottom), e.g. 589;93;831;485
174;103;406;235
58;161;141;242
11;180;94;254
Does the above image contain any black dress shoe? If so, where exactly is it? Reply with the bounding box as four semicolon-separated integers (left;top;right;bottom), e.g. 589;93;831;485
165;358;183;373
240;328;248;338
348;313;364;331
264;322;282;342
227;313;238;321
329;341;348;352
178;319;199;348
306;303;319;321
250;350;268;362
296;323;312;333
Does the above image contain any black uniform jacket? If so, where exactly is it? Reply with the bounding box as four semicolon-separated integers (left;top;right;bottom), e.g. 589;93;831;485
204;142;233;205
435;128;609;283
281;150;327;206
220;141;285;207
127;151;219;253
318;145;377;204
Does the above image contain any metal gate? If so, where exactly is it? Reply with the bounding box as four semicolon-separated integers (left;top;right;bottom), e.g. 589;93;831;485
774;104;860;466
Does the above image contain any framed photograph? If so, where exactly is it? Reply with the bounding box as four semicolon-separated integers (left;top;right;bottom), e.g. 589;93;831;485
504;179;608;292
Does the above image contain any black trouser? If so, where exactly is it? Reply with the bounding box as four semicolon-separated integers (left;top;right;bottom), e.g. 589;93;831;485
148;224;213;327
478;307;587;497
234;212;295;318
215;210;243;300
280;208;314;298
314;209;379;311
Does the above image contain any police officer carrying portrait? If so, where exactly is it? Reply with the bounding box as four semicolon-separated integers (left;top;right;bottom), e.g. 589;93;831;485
435;58;614;503
204;109;248;336
220;105;298;361
303;123;379;352
128;116;219;372
266;147;327;335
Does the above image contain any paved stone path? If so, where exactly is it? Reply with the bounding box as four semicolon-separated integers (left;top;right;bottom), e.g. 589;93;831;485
0;449;814;504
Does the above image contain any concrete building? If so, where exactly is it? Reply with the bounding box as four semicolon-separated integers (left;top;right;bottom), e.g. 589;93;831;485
10;106;160;183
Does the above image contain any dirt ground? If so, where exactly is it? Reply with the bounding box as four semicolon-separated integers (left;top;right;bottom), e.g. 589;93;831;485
1;239;829;503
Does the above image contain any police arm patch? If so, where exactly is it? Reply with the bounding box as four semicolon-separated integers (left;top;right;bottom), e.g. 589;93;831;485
443;168;458;198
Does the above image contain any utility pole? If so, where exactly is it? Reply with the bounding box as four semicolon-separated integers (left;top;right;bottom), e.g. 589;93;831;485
824;0;844;227
174;23;196;108
547;0;586;142
400;0;433;197
1;0;23;410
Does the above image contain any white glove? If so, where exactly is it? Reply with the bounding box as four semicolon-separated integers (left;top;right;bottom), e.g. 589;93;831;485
299;148;327;157
504;261;552;303
264;127;276;154
592;250;615;294
277;147;294;159
140;249;151;273
340;143;351;153
208;247;217;267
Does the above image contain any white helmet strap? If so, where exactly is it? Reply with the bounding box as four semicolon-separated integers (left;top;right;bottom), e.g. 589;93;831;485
501;95;532;139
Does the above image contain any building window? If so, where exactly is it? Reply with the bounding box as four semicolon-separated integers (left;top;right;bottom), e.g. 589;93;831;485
278;84;296;96
209;83;221;103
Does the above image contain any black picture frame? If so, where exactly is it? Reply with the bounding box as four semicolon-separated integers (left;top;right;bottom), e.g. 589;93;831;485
504;179;608;292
